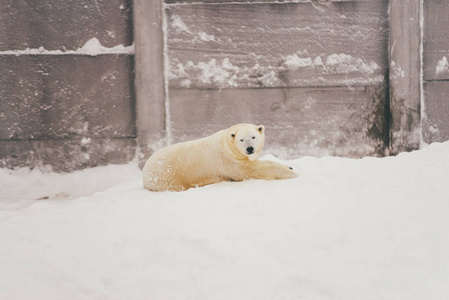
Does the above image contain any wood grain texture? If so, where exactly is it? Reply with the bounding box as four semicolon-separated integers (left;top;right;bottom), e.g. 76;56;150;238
168;85;388;158
133;0;167;166
0;55;135;140
422;81;449;144
166;0;389;89
0;0;133;51
423;0;449;81
389;0;421;154
0;138;136;172
165;0;373;4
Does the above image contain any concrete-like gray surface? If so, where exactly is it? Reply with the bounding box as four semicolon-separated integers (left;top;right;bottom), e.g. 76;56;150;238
0;0;135;171
0;0;133;51
0;55;135;140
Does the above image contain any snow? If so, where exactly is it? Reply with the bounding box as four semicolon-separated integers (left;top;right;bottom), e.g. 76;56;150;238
283;54;314;69
171;14;192;35
326;53;379;74
198;31;216;42
170;58;240;87
170;52;381;88
0;38;135;56
282;53;379;74
0;161;141;204
1;142;449;299
390;60;406;86
436;56;449;75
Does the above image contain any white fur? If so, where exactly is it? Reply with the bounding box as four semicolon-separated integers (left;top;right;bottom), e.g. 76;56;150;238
142;123;298;191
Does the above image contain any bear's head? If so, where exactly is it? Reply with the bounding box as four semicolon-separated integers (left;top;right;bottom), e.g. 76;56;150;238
228;124;265;161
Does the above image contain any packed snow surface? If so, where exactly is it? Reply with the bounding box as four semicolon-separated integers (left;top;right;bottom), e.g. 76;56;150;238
1;142;449;300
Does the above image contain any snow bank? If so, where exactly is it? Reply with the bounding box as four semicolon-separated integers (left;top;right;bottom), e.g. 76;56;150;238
0;160;140;204
1;142;449;299
0;38;135;56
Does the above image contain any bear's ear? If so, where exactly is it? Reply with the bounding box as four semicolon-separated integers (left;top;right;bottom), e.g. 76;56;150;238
257;125;265;133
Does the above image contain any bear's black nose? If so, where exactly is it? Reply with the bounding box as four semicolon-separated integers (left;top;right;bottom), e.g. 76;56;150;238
246;146;254;154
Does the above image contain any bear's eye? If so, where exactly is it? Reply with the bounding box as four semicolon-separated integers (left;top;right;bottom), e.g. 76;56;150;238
252;136;255;139
240;139;244;142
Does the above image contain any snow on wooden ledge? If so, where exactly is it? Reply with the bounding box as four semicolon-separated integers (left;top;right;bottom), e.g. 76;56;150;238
0;38;135;56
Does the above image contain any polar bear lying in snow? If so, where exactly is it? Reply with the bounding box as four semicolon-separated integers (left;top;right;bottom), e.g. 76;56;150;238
142;123;298;191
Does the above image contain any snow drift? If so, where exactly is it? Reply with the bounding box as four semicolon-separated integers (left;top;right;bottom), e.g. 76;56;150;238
1;142;449;300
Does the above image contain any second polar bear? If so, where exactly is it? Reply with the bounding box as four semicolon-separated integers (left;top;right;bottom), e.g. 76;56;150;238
142;123;298;191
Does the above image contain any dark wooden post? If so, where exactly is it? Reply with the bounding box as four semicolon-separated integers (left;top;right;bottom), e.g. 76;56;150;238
133;0;167;167
389;0;422;154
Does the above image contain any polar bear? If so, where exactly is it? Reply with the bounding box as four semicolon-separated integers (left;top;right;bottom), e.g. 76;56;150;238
142;123;298;191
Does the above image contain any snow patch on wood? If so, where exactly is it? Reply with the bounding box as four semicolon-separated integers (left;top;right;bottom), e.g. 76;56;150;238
169;53;382;89
171;15;192;35
390;60;406;86
436;56;449;75
198;31;216;42
284;54;314;69
326;53;379;75
0;38;135;56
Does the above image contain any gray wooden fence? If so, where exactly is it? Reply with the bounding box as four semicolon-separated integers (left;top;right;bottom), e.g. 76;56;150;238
0;0;136;172
422;1;449;145
1;0;448;172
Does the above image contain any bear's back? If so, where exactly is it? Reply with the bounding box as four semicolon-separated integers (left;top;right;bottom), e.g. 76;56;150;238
142;130;227;191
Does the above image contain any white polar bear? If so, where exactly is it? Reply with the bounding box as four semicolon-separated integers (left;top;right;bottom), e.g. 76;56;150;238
142;123;298;191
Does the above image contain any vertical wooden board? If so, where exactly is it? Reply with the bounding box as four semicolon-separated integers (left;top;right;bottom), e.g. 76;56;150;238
0;55;136;140
0;0;133;50
0;138;136;172
133;0;167;166
423;0;449;81
389;0;421;154
422;81;449;144
165;0;389;89
168;85;388;158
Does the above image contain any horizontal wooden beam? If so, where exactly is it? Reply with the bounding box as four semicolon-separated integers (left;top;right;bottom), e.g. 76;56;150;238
0;55;135;140
165;0;374;4
166;0;389;89
168;85;388;158
0;137;136;172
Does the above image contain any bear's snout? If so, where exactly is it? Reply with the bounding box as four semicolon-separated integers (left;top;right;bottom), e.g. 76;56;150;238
246;146;254;154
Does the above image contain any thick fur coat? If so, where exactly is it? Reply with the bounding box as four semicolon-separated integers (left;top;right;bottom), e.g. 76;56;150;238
142;123;298;191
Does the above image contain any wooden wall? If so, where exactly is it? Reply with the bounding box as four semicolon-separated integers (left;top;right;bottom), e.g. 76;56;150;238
162;0;390;158
422;0;449;144
2;0;449;172
0;0;136;172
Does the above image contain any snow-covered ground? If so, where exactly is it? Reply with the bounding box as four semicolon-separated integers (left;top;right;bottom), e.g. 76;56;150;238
1;142;449;300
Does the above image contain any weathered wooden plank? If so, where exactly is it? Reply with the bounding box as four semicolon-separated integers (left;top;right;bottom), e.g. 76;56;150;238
166;0;389;89
422;81;449;144
0;55;135;140
389;0;421;154
133;0;168;166
0;0;133;51
423;0;449;81
168;85;388;158
0;138;136;172
166;0;373;4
